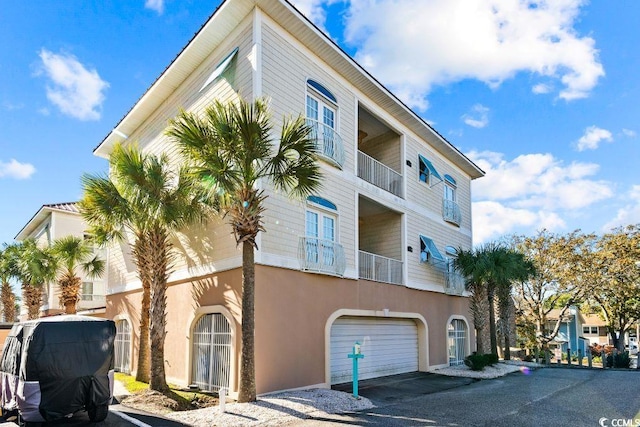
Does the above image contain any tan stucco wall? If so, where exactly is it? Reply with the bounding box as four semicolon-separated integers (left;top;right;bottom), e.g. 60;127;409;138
106;264;471;396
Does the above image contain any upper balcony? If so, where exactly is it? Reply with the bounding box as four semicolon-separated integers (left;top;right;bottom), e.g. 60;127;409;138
442;199;461;226
357;106;403;198
306;118;345;169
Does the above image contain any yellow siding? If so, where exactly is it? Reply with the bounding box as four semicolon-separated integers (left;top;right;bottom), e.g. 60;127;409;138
259;20;357;272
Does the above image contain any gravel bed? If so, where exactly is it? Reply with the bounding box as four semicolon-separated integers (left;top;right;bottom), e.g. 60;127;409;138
165;388;374;427
434;360;544;379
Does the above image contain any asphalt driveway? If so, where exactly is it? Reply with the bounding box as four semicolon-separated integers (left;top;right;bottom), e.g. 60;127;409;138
289;368;640;426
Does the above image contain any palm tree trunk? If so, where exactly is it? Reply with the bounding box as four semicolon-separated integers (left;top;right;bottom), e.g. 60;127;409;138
133;239;151;384
238;241;256;403
488;287;498;356
59;273;81;315
23;283;42;320
149;230;169;393
504;331;511;360
1;281;16;322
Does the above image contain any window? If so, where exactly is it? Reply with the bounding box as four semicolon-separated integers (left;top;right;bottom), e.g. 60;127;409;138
305;205;337;267
444;174;456;202
306;80;343;168
583;326;598;335
418;154;443;186
449;319;468;366
82;282;94;301
191;313;232;392
114;319;131;374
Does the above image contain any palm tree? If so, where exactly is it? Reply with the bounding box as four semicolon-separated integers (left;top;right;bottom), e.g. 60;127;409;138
51;236;105;314
12;239;58;320
455;248;489;354
455;243;534;357
80;143;210;392
0;245;18;322
167;97;322;402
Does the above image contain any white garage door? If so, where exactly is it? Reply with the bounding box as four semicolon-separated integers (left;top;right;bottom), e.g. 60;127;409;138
330;317;419;384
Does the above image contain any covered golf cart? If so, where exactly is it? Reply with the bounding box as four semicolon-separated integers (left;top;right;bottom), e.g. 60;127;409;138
0;315;116;426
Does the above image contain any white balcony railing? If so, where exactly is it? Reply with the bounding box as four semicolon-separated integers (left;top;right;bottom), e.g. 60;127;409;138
444;269;466;295
443;199;461;226
306;119;345;168
358;250;403;285
357;151;403;198
298;237;346;276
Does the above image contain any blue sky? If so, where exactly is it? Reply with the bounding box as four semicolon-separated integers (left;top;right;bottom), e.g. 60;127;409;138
0;0;638;247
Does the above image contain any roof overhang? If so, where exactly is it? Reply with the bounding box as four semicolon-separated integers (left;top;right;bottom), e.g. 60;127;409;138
15;203;80;241
94;0;484;179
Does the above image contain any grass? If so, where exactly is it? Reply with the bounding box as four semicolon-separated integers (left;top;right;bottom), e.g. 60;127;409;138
114;372;218;409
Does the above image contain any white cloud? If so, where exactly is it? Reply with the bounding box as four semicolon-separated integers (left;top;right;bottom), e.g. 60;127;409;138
576;125;613;151
37;49;109;121
145;0;164;14
0;159;36;180
331;0;603;110
532;83;552;94
292;0;340;31
462;104;489;128
469;150;613;243
2;101;24;111
473;201;565;244
622;128;636;138
602;185;640;231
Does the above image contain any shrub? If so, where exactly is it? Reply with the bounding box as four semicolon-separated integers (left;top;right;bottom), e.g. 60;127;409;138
464;353;488;371
606;351;631;368
484;353;499;366
523;354;534;362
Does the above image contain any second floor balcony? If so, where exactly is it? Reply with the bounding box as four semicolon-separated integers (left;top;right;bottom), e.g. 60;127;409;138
298;237;346;276
359;250;403;285
358;151;403;198
306;118;345;169
442;199;461;226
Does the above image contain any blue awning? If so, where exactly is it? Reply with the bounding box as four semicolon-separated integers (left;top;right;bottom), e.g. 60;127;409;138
444;174;456;186
200;47;238;92
307;79;337;103
418;155;443;183
419;235;445;264
307;195;337;211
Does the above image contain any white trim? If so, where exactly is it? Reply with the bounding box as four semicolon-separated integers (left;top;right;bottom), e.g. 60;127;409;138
252;7;263;99
185;305;238;400
446;315;471;363
113;314;134;375
324;309;429;386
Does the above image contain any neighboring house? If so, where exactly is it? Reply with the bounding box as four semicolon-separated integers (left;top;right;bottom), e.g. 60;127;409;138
580;314;609;346
547;307;589;356
94;0;484;396
14;202;107;319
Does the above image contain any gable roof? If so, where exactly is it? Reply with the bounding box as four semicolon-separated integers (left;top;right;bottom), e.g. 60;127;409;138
14;202;80;241
94;0;484;179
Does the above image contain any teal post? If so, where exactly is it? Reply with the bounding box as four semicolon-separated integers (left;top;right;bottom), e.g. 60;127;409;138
348;342;364;398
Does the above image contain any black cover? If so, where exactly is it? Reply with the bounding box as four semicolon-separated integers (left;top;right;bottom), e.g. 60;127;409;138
4;315;115;421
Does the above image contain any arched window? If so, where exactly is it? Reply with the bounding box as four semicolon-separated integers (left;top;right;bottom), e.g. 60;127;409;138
191;313;232;392
448;319;468;366
114;319;131;374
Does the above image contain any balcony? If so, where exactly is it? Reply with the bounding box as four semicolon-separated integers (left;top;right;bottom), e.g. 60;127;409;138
358;151;403;197
359;251;403;285
298;237;346;276
306;118;344;168
444;269;466;296
442;199;461;226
